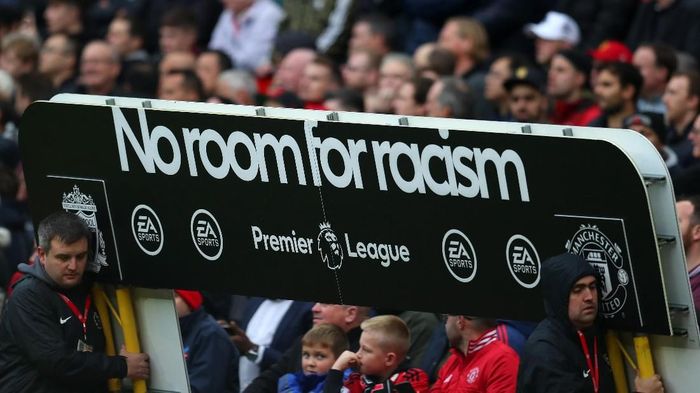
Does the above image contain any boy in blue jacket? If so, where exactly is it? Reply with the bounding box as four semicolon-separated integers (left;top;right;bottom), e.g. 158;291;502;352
278;323;348;392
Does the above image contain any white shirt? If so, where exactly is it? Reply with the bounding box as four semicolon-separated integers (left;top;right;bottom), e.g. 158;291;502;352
238;299;294;390
208;0;285;71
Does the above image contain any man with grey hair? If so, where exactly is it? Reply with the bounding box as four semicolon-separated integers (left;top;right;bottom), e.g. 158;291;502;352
425;76;474;119
78;40;121;96
0;211;150;392
216;69;258;105
365;53;414;113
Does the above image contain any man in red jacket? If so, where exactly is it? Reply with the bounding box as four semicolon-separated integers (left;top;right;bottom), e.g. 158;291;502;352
430;316;519;392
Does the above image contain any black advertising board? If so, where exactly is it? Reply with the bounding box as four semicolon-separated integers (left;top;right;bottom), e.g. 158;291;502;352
19;102;671;334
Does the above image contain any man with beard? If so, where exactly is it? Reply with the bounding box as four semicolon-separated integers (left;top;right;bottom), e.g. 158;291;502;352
517;253;664;393
504;65;548;124
589;62;642;129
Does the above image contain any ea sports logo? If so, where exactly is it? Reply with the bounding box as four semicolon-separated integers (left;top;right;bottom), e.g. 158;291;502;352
190;209;223;261
442;229;477;283
505;234;540;288
317;222;343;270
131;204;164;256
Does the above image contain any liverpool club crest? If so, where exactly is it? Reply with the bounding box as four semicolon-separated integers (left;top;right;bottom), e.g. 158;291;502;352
62;185;108;272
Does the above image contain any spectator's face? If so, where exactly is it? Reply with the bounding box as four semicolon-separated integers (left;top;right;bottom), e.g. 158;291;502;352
173;293;191;317
196;53;222;95
413;43;435;71
690;116;700;158
38;237;88;289
508;84;545;123
40;34;73;76
633;47;666;95
379;60;411;95
444;314;462;349
438;22;464;57
547;55;583;99
662;75;695;125
272;50;315;93
311;303;349;326
301;344;336;375
298;63;334;102
349;22;374;53
425;80;447;117
568;275;598;329
356;331;390;376
159;51;196;76
0;49;32;79
159;26;196;54
594;70;625;114
222;0;254;13
342;52;376;91
393;82;423;116
80;43;120;92
676;200;698;252
44;2;79;34
534;38;567;65
107;19;133;57
485;57;511;102
159;73;190;101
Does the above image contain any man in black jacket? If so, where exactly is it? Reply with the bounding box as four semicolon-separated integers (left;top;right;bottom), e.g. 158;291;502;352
0;211;150;393
516;253;663;393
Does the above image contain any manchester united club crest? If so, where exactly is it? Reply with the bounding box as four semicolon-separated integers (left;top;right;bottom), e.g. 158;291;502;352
566;224;628;318
466;367;480;384
62;185;108;273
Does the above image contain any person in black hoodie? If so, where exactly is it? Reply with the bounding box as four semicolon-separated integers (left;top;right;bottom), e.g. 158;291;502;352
516;253;663;393
0;211;150;393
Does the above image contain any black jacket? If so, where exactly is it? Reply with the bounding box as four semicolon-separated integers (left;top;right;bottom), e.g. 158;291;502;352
626;0;700;62
516;253;614;393
0;262;127;393
180;308;240;393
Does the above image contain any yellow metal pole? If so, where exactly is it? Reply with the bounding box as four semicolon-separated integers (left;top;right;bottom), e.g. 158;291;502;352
115;286;147;393
605;330;629;393
92;284;121;393
633;335;655;378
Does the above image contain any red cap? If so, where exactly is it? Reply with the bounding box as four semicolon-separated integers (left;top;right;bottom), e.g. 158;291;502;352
588;40;633;63
175;290;203;311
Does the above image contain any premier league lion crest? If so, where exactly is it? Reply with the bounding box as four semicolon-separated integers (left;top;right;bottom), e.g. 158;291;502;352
317;222;343;270
566;224;629;318
62;185;108;273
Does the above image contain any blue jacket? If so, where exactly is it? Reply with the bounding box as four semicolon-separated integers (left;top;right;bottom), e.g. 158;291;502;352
180;308;239;393
278;372;327;393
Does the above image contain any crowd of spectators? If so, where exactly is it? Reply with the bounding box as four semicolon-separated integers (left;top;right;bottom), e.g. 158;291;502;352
1;0;700;392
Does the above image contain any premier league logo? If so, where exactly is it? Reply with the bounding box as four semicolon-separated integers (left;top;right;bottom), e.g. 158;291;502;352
317;222;343;270
62;185;108;273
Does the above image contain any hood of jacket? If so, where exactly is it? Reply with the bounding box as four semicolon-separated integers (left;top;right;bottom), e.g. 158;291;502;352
541;252;596;327
17;256;93;293
17;257;59;287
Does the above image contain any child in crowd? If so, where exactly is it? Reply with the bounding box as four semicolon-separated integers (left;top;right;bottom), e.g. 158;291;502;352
278;323;349;393
323;315;429;393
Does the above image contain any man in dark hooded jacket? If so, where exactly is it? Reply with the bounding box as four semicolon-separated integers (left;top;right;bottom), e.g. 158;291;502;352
516;253;664;393
0;211;150;393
